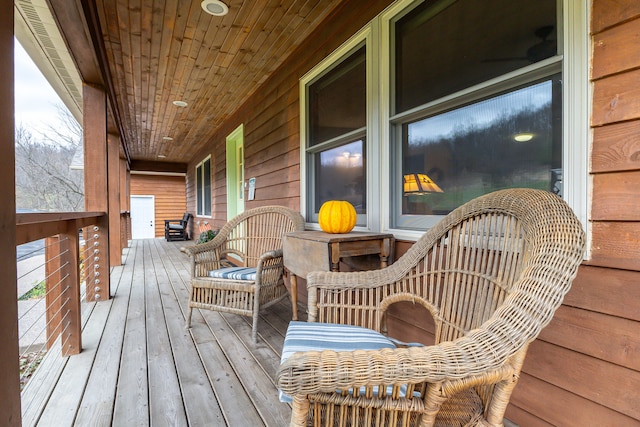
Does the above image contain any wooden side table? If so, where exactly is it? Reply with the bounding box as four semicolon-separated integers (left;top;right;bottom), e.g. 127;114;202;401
282;231;394;320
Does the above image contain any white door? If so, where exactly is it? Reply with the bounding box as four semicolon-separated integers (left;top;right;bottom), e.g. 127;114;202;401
131;196;155;239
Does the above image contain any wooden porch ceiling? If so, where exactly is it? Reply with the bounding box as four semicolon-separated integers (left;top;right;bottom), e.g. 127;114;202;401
71;0;343;167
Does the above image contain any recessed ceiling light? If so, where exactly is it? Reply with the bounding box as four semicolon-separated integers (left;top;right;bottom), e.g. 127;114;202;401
201;0;228;16
172;100;188;107
162;136;174;141
158;154;166;158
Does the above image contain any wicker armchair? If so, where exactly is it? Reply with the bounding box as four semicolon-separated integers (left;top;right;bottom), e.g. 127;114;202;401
277;189;585;426
183;206;305;343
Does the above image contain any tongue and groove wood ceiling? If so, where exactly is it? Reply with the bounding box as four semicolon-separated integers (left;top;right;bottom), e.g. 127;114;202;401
92;0;342;164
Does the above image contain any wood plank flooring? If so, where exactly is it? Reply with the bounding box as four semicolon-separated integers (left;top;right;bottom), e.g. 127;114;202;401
22;238;300;426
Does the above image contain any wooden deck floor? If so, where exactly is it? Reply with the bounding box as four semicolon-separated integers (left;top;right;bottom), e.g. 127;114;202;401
22;238;301;426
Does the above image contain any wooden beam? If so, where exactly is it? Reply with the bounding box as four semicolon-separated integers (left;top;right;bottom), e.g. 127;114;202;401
120;158;130;249
130;160;188;174
47;0;132;166
84;83;111;301
108;134;122;266
0;0;21;423
46;0;102;84
61;224;82;356
16;212;104;245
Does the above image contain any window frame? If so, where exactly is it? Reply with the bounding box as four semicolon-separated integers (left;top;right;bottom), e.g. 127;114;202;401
195;155;212;218
300;25;379;230
298;0;589;246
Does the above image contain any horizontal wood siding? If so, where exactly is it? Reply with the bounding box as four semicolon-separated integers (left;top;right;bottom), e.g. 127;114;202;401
130;174;186;238
186;0;640;425
506;1;640;423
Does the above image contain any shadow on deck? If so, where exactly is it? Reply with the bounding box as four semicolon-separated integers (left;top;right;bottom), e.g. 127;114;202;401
21;238;300;426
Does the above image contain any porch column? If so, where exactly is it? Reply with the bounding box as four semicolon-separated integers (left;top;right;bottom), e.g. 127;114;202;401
0;0;22;423
120;157;130;249
108;133;121;266
83;83;111;301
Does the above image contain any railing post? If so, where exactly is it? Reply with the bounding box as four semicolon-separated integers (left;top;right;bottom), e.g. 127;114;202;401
0;0;21;420
45;236;62;349
108;133;122;266
60;224;81;356
83;83;111;300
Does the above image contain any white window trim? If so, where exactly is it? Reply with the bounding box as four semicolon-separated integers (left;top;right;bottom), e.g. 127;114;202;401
299;24;377;231
195;155;212;218
562;0;591;258
299;0;590;248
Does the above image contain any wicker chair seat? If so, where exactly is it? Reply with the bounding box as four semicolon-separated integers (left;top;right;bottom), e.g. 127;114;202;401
208;266;257;280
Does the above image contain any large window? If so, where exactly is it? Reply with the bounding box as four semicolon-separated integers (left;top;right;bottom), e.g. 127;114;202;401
391;0;562;229
304;45;367;223
196;156;211;217
301;0;587;238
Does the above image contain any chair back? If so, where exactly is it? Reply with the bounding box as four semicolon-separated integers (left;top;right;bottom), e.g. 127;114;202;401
216;206;305;268
181;212;191;225
312;189;585;352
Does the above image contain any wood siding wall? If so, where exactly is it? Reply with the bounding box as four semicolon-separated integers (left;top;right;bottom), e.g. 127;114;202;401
130;174;187;238
186;0;640;424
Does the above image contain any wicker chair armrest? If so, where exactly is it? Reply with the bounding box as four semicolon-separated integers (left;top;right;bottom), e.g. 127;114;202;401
307;268;392;291
181;232;228;257
259;248;283;262
255;249;284;286
277;347;427;396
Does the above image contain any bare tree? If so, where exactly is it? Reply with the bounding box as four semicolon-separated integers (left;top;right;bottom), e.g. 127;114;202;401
15;105;84;211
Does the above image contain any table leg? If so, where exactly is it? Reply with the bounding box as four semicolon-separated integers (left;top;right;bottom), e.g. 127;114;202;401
290;274;299;321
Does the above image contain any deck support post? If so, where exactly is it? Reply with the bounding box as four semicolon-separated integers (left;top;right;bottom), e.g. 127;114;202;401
60;224;82;356
120;157;130;249
83;83;111;301
0;0;21;423
108;133;122;266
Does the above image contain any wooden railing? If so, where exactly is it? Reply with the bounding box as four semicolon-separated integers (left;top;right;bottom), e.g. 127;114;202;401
16;212;106;358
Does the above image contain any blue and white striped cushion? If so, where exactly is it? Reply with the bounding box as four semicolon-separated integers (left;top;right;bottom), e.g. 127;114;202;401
208;267;257;281
279;321;398;402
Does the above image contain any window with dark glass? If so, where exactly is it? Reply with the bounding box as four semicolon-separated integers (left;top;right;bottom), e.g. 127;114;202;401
196;157;211;216
306;45;367;221
392;0;561;229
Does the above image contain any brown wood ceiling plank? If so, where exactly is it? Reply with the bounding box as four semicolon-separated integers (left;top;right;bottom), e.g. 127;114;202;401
94;0;344;163
180;0;303;149
148;0;184;159
177;1;283;156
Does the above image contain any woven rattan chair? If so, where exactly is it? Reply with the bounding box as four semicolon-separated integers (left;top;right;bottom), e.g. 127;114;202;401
183;206;305;343
277;189;585;426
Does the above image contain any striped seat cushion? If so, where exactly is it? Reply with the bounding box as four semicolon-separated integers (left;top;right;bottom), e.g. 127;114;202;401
208;267;257;281
279;321;399;402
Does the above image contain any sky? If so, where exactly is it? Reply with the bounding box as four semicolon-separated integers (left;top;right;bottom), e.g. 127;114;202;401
14;39;69;136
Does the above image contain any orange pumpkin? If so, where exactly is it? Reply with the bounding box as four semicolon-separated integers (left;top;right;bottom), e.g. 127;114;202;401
318;200;357;234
